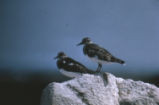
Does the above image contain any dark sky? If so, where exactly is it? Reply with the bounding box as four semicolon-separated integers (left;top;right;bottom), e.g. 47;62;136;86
1;0;159;75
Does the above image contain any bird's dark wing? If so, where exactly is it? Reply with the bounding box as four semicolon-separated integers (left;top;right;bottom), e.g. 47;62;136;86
57;57;95;74
84;44;114;61
84;44;125;64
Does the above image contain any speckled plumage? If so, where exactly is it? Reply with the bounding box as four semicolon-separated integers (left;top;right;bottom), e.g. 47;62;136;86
77;37;125;72
83;43;125;64
55;52;96;78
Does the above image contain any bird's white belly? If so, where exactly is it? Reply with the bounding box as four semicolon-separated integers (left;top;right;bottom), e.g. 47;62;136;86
89;56;111;64
60;69;82;78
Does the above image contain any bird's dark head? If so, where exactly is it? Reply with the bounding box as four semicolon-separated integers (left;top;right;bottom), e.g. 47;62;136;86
54;52;67;59
77;37;92;46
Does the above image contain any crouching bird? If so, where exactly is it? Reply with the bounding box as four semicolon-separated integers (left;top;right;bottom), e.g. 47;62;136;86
77;37;125;72
54;52;97;78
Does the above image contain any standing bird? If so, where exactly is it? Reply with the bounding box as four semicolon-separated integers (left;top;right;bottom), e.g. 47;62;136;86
54;52;97;78
77;37;125;72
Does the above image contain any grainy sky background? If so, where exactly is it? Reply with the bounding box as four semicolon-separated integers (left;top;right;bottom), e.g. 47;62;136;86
1;0;159;76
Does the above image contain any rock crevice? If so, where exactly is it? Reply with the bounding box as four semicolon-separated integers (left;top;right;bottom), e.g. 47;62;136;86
66;84;91;105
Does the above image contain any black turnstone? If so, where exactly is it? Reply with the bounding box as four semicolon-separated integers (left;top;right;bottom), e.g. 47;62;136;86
54;52;97;78
77;37;125;72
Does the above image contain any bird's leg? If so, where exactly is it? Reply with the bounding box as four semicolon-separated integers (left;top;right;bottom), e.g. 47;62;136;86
99;64;102;72
96;63;102;73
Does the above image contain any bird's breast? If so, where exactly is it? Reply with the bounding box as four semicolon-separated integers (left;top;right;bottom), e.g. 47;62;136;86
59;69;82;78
88;56;111;64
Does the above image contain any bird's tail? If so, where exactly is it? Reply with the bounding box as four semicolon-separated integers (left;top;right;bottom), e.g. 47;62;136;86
111;57;125;65
86;69;100;74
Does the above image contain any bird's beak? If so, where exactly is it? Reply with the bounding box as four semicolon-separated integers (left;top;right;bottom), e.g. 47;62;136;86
54;56;58;59
77;42;83;46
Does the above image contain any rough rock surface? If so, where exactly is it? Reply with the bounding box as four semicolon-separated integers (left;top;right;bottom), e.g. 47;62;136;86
40;73;159;105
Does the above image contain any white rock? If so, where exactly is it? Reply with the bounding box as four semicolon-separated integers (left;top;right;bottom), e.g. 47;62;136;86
40;73;159;105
